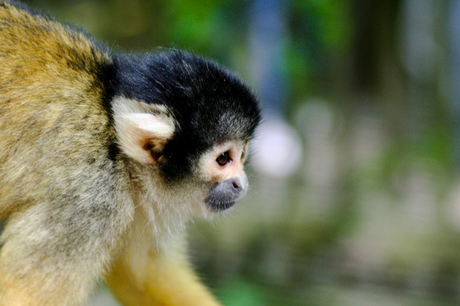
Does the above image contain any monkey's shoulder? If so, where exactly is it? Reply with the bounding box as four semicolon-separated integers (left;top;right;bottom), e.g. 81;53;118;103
0;0;111;84
0;0;114;127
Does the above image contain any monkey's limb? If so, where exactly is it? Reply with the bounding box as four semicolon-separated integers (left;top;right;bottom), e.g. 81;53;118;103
106;216;221;306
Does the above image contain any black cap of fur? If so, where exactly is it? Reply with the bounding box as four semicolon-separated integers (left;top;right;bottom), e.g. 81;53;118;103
110;50;261;180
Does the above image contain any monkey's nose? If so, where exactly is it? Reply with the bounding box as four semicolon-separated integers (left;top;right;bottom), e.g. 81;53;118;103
231;179;241;190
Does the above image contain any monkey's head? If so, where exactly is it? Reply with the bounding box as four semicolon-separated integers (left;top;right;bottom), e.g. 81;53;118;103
110;50;261;214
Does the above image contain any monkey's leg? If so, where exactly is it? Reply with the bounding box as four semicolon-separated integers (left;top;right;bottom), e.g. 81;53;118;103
106;222;221;306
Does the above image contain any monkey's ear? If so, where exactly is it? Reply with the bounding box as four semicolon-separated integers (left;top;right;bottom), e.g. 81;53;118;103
115;112;175;165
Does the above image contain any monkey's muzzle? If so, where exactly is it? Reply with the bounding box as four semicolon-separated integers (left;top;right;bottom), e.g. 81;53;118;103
204;178;247;211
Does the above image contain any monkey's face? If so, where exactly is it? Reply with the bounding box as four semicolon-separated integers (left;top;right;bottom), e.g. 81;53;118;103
198;141;249;212
113;97;255;215
112;51;260;216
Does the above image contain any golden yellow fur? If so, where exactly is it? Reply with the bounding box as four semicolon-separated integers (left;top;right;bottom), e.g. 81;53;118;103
0;1;113;218
0;1;221;305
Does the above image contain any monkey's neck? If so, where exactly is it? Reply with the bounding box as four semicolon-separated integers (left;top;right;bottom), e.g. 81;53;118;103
123;162;190;251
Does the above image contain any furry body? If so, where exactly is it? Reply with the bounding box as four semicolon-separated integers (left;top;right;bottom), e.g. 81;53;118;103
0;1;260;305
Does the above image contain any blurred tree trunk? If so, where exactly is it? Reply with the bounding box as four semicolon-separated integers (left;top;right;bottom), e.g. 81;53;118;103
345;0;406;138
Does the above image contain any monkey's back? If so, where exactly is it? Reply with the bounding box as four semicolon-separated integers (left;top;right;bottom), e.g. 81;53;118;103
0;1;117;217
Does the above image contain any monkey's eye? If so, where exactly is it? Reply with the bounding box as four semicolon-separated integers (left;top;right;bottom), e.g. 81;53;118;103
241;150;246;160
216;151;231;166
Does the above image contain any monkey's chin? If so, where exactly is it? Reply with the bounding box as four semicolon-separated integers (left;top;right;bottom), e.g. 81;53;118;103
204;198;237;212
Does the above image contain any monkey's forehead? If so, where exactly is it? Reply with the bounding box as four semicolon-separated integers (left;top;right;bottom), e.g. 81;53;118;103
162;107;259;160
191;110;258;143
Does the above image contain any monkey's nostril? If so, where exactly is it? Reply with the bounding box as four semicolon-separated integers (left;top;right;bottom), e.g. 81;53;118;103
232;180;240;189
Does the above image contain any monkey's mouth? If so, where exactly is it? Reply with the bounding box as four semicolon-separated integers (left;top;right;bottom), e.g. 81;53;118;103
204;178;246;212
204;197;237;212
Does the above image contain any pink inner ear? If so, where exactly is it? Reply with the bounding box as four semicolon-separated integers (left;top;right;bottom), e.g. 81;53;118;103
112;97;174;165
114;112;175;165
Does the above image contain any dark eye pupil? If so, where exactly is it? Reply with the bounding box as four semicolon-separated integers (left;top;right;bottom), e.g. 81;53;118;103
216;151;230;166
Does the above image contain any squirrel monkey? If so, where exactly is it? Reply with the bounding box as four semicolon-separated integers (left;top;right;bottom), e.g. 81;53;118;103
0;1;261;305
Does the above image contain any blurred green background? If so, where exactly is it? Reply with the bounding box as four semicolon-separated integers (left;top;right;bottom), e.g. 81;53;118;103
24;0;460;305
